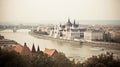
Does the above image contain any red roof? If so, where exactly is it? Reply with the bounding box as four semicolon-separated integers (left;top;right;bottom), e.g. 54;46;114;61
44;48;58;56
12;44;23;53
21;43;31;56
9;43;38;56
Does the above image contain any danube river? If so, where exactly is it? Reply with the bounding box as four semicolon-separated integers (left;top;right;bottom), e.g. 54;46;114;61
0;29;120;61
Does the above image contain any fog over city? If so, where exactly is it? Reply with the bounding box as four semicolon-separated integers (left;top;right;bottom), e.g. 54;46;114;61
0;0;120;25
1;0;120;67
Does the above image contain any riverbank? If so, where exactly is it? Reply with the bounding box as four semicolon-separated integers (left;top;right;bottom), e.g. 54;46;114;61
0;39;17;44
29;31;120;50
29;31;82;44
0;34;18;45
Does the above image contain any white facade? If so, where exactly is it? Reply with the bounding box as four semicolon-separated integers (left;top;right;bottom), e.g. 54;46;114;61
49;19;86;40
50;26;85;40
84;30;104;41
63;29;84;40
49;26;62;38
37;26;41;31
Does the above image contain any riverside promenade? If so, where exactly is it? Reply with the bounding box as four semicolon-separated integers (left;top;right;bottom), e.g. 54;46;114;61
29;31;120;50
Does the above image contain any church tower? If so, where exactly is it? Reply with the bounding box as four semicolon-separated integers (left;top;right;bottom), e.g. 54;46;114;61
32;43;36;53
73;20;76;25
37;45;40;52
24;42;27;47
21;42;31;56
68;17;71;23
66;17;72;27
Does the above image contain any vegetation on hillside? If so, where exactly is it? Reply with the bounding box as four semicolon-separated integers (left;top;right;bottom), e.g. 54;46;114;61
0;48;120;67
83;52;120;67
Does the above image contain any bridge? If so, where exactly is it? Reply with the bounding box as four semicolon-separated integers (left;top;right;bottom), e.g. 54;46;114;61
12;27;34;32
0;25;38;32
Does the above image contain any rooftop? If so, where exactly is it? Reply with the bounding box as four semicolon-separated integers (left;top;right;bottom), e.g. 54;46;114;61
44;48;58;56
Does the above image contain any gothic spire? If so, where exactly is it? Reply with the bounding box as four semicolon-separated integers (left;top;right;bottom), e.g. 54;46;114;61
24;42;27;47
74;19;76;25
59;23;62;27
32;43;36;53
37;45;40;52
68;17;71;23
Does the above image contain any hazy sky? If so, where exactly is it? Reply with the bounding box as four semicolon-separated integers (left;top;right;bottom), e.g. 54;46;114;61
0;0;120;24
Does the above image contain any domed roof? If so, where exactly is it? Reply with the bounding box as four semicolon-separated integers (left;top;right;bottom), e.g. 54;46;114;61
65;18;72;27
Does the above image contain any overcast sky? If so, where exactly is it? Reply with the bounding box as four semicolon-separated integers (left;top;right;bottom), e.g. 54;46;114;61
0;0;120;24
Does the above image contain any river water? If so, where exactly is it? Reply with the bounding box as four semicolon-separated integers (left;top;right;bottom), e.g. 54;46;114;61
0;29;120;62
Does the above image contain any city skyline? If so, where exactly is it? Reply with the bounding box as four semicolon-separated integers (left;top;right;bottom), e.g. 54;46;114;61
0;20;120;25
0;0;120;25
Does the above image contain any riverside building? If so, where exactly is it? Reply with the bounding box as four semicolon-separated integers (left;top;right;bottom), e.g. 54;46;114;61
49;18;86;40
84;30;104;41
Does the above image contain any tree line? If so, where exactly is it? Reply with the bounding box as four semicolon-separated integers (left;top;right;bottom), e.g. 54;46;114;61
0;48;120;67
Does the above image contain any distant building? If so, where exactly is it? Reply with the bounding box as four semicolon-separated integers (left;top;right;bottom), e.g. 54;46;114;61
21;43;31;56
36;25;53;34
12;43;39;56
84;30;104;41
44;48;58;57
109;31;120;42
37;45;40;52
0;34;4;40
31;44;36;53
0;35;18;49
12;44;23;53
103;31;112;41
49;18;86;40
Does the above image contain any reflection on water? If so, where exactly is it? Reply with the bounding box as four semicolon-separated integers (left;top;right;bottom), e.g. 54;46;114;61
0;29;120;61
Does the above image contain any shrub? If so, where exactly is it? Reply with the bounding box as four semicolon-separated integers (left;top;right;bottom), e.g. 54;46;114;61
83;52;120;67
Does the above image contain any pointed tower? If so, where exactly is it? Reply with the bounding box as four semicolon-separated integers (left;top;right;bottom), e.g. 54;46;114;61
68;17;70;23
32;43;36;53
66;17;72;27
59;23;62;27
73;20;76;25
24;42;27;47
21;42;31;56
37;45;40;52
